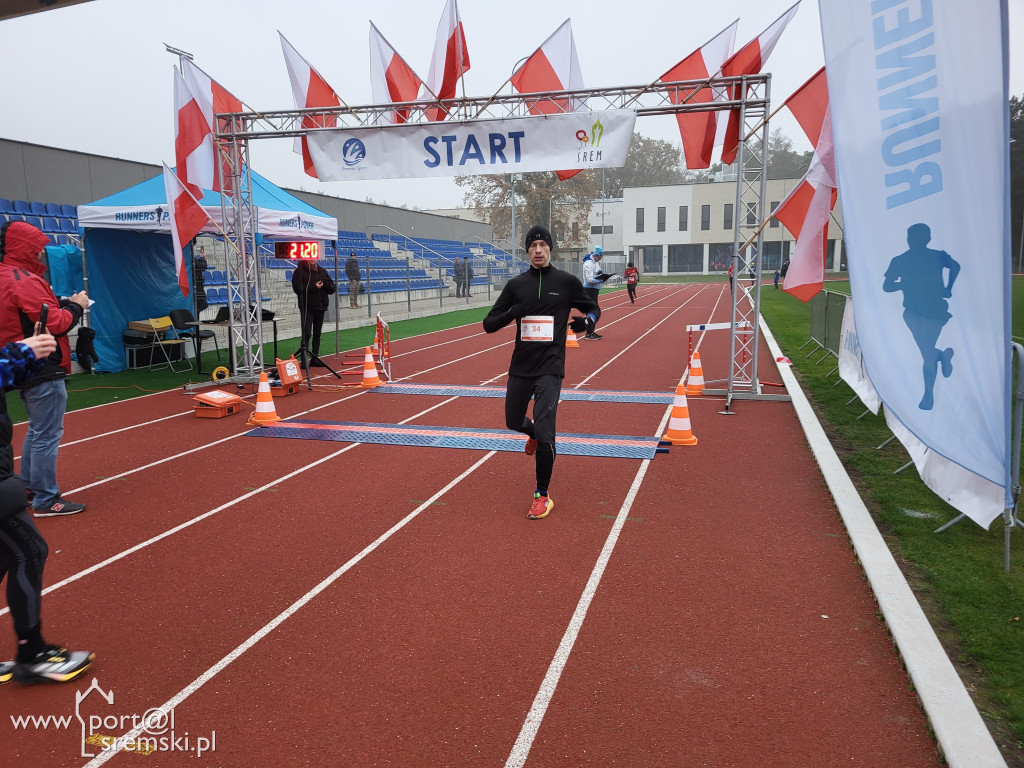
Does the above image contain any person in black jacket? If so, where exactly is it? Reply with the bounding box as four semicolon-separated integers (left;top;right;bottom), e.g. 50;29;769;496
482;224;597;520
0;331;94;685
291;259;336;367
345;251;361;309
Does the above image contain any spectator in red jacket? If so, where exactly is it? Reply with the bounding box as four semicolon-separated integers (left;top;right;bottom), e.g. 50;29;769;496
0;221;89;517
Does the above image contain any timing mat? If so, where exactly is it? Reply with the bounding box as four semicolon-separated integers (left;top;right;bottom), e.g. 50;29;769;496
369;382;675;405
248;420;668;459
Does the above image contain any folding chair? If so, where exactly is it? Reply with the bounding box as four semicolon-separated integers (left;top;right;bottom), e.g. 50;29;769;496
146;316;190;372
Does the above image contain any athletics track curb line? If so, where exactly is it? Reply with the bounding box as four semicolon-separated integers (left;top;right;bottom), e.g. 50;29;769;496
759;317;1007;768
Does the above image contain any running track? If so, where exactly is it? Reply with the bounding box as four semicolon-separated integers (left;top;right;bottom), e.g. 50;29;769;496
0;283;941;767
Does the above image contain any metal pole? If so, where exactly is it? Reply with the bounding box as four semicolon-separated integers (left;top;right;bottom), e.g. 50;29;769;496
601;169;606;251
510;175;517;255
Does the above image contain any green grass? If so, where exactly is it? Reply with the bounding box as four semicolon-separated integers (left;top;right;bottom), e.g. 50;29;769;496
8;308;491;423
760;280;1024;758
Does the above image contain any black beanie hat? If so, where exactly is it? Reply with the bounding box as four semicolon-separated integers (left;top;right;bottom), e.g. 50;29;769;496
524;224;553;250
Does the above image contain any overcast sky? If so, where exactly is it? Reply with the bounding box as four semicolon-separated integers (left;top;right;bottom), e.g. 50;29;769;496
1;0;1021;210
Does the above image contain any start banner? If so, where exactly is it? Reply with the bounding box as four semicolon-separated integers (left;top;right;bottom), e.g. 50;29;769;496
305;109;637;181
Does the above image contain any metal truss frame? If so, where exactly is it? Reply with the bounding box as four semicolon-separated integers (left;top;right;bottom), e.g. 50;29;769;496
213;74;773;396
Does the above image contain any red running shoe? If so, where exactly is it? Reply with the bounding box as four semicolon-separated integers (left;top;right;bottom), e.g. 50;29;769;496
524;437;537;455
527;493;553;520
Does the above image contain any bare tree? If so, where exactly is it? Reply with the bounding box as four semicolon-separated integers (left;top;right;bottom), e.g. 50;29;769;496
456;170;600;251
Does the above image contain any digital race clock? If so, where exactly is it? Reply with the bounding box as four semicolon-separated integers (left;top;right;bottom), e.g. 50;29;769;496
273;241;321;260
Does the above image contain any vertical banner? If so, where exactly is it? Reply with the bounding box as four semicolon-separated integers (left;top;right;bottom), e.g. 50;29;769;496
838;297;881;414
819;0;1011;527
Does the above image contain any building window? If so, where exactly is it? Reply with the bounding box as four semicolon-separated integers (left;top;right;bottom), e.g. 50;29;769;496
590;224;613;235
657;206;666;232
679;205;688;231
668;244;704;273
642;245;663;273
723;203;733;230
700;204;710;231
746;202;757;225
636;208;645;233
769;201;780;228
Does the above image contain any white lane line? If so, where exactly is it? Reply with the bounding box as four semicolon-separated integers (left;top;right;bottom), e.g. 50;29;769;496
504;404;675;768
81;450;499;768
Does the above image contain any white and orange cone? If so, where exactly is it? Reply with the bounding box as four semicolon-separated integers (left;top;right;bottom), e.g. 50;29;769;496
566;330;579;349
248;371;282;426
685;352;705;396
663;384;698;446
360;346;382;388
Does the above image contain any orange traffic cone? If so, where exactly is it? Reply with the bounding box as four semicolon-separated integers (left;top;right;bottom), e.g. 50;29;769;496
248;371;282;425
685;352;705;396
566;330;579;349
663;384;698;446
360;346;382;388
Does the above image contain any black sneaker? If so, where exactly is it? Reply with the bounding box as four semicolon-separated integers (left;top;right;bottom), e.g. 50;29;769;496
0;661;13;685
584;332;603;340
33;498;86;518
13;646;95;685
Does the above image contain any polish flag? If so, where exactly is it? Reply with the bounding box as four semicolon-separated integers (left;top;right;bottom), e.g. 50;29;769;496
720;2;800;166
774;68;837;302
510;19;584;180
421;0;470;122
658;20;738;170
369;22;424;124
181;58;243;193
162;163;209;298
173;66;213;198
280;32;342;177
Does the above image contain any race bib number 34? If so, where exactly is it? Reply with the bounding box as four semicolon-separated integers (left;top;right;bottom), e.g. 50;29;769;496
521;315;554;342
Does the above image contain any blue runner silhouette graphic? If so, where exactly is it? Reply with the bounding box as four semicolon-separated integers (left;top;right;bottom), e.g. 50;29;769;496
882;223;960;410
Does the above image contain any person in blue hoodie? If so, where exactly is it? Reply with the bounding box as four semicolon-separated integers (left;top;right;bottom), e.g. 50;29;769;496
581;246;610;339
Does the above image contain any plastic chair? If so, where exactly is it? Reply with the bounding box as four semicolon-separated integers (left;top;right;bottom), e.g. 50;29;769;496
145;316;190;372
0;199;12;214
169;308;220;366
28;201;46;216
60;204;76;218
44;202;61;217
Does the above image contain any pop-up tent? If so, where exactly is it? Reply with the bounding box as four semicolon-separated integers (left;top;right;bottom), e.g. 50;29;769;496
78;169;338;372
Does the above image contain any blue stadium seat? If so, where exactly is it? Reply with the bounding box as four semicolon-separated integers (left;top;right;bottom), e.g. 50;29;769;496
0;199;12;214
12;200;30;216
28;201;46;216
59;218;77;233
60;204;76;218
42;217;61;233
44;202;61;217
25;215;43;230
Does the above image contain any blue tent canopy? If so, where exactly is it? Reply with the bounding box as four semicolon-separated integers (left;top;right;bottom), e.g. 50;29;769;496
78;168;337;373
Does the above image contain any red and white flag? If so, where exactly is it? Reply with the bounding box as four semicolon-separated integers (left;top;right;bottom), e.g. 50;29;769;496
369;22;425;124
720;2;800;166
173;66;213;198
420;0;470;122
510;19;585;180
659;20;738;170
162;163;209;297
773;67;837;302
280;32;342;177
181;58;243;193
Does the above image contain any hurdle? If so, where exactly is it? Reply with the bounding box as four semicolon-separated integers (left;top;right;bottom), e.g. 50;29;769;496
686;321;752;385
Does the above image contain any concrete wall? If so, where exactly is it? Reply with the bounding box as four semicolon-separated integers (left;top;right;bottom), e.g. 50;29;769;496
0;138;494;244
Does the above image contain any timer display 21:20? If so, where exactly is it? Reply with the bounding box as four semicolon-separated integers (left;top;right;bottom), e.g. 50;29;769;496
273;241;321;260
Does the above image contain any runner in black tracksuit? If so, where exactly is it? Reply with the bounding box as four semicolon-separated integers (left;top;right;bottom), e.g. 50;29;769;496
483;224;597;520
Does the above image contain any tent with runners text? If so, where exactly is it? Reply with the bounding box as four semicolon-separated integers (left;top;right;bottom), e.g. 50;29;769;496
77;168;337;373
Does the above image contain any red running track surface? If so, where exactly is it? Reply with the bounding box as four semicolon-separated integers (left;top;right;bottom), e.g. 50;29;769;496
0;283;941;767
